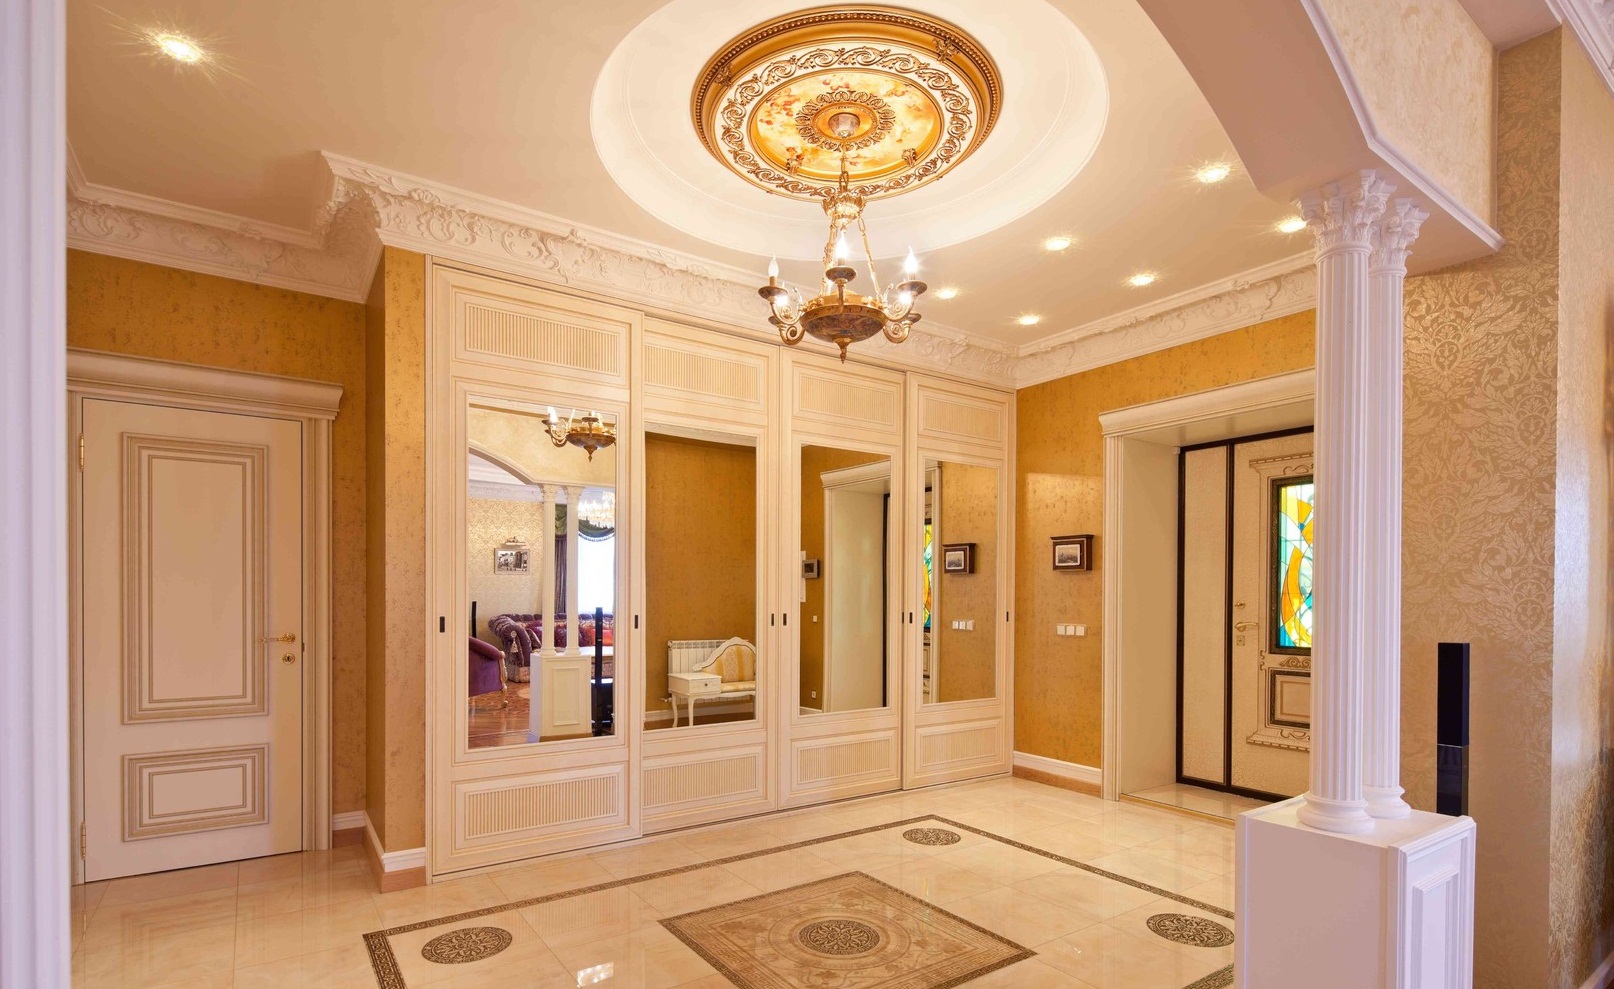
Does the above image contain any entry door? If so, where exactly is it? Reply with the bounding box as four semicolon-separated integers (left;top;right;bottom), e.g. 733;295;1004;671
80;398;304;881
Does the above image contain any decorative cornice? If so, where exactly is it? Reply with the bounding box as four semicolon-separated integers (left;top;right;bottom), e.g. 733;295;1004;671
1556;0;1614;98
1012;261;1316;388
66;149;1327;392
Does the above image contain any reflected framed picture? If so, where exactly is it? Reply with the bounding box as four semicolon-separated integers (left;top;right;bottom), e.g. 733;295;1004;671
1051;534;1093;572
942;543;975;574
495;538;530;574
802;558;821;579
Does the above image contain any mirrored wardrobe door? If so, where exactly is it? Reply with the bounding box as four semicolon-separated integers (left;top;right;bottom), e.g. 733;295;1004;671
464;399;620;749
642;430;761;733
922;458;1000;705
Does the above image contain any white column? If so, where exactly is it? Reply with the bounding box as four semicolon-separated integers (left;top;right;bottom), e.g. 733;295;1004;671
537;484;558;659
1363;199;1426;820
1295;170;1391;836
0;0;70;982
563;485;582;656
535;480;555;745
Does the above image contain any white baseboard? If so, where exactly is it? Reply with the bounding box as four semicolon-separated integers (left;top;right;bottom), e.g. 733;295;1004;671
1583;947;1614;989
330;810;367;832
362;814;426;873
1013;751;1102;786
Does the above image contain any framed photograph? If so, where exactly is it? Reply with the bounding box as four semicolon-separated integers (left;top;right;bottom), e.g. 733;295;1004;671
802;558;821;579
942;543;975;574
495;540;530;574
1051;534;1093;572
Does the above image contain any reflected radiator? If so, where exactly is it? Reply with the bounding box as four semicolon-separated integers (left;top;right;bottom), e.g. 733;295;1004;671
668;639;726;675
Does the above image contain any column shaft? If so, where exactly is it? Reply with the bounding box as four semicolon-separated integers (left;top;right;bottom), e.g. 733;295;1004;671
538;485;557;658
563;486;582;656
1364;200;1426;819
1296;171;1390;835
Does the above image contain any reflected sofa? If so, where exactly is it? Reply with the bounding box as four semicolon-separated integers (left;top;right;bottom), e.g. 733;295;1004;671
489;613;615;682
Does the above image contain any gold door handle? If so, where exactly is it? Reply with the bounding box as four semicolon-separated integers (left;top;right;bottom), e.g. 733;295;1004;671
262;633;297;643
1234;621;1260;631
281;653;297;665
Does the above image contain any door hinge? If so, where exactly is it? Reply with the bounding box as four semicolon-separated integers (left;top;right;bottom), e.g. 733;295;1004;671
79;823;86;859
78;433;85;472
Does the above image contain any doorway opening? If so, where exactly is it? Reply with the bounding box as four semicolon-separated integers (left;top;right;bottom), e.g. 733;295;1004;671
1099;370;1314;822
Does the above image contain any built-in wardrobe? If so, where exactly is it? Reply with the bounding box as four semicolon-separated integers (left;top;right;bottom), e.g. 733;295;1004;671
426;262;1015;878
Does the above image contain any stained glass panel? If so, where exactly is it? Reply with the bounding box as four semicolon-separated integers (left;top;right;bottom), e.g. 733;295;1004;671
1273;477;1313;652
922;521;934;632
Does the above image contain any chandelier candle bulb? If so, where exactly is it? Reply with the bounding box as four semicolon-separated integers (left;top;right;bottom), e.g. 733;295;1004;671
903;249;919;276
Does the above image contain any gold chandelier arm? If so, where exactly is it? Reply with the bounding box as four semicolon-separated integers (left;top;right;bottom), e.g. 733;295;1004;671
855;215;880;288
882;319;912;344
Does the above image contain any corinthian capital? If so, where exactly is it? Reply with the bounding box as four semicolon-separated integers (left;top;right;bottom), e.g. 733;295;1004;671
1370;198;1430;274
1296;171;1394;255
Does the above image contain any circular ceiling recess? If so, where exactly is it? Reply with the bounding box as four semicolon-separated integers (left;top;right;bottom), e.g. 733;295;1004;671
690;6;1003;202
592;0;1108;260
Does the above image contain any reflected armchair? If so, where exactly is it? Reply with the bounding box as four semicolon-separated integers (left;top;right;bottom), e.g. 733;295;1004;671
468;636;506;709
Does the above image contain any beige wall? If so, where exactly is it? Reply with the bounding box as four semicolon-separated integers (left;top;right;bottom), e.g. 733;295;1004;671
364;247;428;850
1401;30;1614;988
1551;33;1614;988
1014;311;1317;767
1314;0;1496;226
65;250;371;817
799;446;891;709
643;435;758;723
467;497;542;642
934;461;998;703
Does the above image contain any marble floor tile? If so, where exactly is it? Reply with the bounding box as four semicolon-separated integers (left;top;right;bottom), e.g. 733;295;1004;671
1036;922;1227;989
943;885;1097;947
517;886;665;949
488;854;618;902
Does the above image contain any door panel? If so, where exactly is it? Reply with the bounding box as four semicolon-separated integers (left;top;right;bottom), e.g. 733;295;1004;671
82;399;303;881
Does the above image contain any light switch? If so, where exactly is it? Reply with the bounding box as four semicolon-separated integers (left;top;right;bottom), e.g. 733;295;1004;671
1074;624;1086;636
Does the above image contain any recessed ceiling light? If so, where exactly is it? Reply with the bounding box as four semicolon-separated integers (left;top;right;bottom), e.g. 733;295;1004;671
1017;314;1042;326
935;286;959;300
1043;235;1073;252
1127;272;1157;287
152;32;205;63
1276;216;1307;234
1195;162;1232;184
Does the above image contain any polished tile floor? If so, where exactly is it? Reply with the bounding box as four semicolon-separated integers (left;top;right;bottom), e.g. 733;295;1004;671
71;777;1236;988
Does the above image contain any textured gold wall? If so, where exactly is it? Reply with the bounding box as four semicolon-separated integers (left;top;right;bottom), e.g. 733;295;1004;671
1314;0;1496;225
466;498;542;642
799;446;891;709
643;434;759;724
1551;33;1614;988
934;460;998;703
1014;312;1316;767
65;250;371;817
364;247;428;850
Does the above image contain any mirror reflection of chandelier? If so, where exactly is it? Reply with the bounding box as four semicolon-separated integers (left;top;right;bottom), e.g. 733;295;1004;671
545;407;617;461
577;490;615;529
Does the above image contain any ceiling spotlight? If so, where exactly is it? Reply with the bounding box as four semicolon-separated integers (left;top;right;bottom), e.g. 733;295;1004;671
1195;163;1232;184
1127;272;1157;287
153;32;205;63
1043;235;1073;252
1276;216;1307;234
935;287;959;300
1017;314;1042;326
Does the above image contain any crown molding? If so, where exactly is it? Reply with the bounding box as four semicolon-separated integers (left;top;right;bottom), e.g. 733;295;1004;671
1552;0;1614;96
65;148;1328;392
1012;260;1316;388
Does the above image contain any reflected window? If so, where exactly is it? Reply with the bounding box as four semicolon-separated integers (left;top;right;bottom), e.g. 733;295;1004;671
1271;476;1314;653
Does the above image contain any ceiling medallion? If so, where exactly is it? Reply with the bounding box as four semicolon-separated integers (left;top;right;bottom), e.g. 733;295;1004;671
691;6;1003;202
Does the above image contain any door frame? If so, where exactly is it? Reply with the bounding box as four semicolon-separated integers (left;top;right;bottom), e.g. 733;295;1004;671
67;348;343;884
1098;369;1313;801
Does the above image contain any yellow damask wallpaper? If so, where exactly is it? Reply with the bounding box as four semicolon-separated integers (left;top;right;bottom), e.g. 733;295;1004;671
364;247;428;850
1014;311;1316;767
466;498;542;642
65;250;371;818
934;461;998;703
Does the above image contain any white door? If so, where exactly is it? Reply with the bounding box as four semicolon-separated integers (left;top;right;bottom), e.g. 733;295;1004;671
1228;432;1313;797
80;398;304;881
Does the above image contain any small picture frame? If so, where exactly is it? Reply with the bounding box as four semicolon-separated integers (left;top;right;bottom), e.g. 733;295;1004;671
1051;534;1093;572
495;537;530;574
802;558;821;579
942;543;975;574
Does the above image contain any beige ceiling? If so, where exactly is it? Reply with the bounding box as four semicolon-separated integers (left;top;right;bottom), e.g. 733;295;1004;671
67;0;1310;349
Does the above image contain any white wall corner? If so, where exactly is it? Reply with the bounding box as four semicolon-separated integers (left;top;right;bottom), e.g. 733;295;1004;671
1012;751;1103;786
362;814;426;873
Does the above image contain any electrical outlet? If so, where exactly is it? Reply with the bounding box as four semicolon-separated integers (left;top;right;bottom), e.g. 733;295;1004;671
1074;624;1086;636
810;690;817;699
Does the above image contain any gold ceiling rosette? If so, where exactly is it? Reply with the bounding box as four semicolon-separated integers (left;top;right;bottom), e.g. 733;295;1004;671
691;5;1002;202
692;6;1003;361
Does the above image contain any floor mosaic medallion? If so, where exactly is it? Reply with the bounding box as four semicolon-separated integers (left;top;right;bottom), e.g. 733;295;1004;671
661;872;1032;989
1146;913;1235;948
901;826;962;846
418;926;513;964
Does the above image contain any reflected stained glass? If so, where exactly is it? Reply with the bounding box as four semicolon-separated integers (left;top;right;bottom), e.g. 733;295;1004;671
922;521;934;632
1274;478;1313;651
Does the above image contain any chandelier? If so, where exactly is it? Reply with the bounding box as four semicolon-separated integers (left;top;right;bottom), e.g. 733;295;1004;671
544;408;616;461
577;490;615;529
758;150;926;363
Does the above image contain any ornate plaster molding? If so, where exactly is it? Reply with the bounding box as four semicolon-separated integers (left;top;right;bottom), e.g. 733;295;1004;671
1560;0;1614;98
66;150;381;303
1013;261;1316;388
